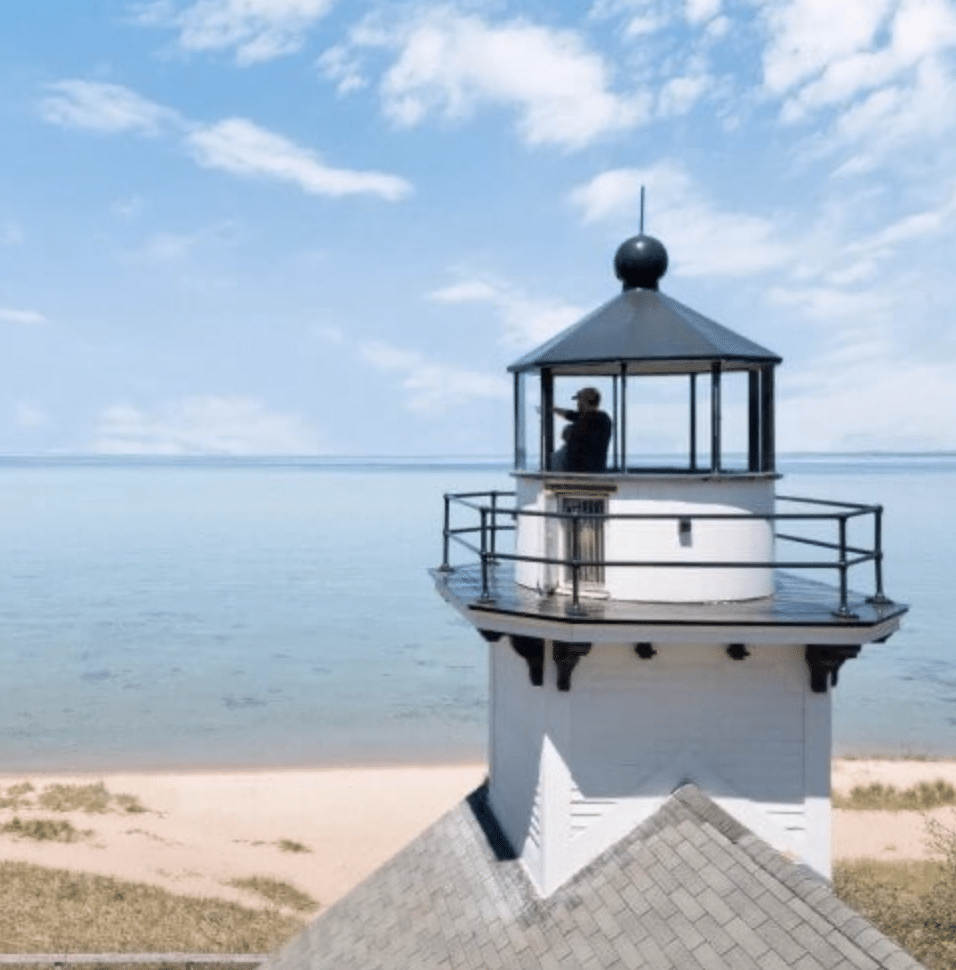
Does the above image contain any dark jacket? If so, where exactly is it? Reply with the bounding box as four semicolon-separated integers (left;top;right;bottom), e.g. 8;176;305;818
565;410;612;472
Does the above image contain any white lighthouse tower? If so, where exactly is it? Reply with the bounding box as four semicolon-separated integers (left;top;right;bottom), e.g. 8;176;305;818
434;232;907;897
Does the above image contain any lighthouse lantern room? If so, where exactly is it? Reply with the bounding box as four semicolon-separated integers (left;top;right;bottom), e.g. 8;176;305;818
433;231;907;897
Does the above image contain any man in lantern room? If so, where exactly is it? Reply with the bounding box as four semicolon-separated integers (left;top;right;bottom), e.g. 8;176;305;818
551;386;612;473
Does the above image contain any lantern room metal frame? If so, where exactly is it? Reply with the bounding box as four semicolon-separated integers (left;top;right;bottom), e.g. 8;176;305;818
508;233;781;476
511;360;777;476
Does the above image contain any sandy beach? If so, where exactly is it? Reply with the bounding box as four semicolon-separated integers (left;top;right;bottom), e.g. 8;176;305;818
0;759;953;917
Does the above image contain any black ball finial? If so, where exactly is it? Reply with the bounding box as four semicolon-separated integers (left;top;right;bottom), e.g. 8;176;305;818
614;235;668;291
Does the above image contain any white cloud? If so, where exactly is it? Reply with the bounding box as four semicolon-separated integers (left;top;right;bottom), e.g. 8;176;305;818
428;280;500;303
586;0;733;117
311;323;346;344
140;233;200;262
317;44;368;94
14;402;46;429
188;118;412;200
569;163;793;277
780;354;956;450
657;74;711;116
768;186;956;326
138;0;336;64
686;0;721;25
624;14;667;36
41;80;409;203
827;59;956;175
568;167;654;224
588;0;669;35
840;190;956;260
358;340;507;412
769;0;956;101
113;196;144;219
41;81;177;134
768;283;891;322
760;0;956;158
0;308;45;325
135;222;239;262
428;278;585;348
336;7;649;149
2;223;24;245
588;0;667;33
761;0;896;96
92;396;319;454
705;15;730;38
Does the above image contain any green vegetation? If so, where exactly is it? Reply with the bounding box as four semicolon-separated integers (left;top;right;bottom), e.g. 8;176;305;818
833;779;956;811
37;781;112;813
834;818;956;969
0;782;35;810
36;781;147;814
0;817;91;843
228;876;318;913
276;838;311;853
0;860;304;953
0;780;148;814
113;792;148;813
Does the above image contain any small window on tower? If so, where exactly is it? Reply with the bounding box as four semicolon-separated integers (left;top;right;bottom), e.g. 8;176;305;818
560;495;606;587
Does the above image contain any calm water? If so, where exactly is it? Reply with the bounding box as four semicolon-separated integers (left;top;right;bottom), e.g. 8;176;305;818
0;455;952;771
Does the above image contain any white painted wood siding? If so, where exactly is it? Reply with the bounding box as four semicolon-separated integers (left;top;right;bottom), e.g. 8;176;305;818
512;474;775;602
488;639;832;896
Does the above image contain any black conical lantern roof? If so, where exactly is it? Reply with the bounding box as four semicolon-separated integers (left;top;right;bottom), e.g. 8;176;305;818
509;235;780;376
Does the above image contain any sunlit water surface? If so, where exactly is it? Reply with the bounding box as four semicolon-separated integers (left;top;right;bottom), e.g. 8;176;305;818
0;455;951;770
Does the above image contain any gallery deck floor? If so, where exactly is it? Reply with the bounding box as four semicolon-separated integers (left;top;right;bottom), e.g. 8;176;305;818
432;562;908;640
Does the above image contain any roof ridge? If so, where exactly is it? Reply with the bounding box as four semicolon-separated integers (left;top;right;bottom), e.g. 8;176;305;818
668;784;925;969
259;782;930;970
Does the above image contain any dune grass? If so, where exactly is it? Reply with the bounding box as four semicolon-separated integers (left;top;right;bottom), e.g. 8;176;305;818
0;782;35;810
834;817;956;969
228;876;318;913
833;779;956;811
276;839;311;854
0;860;305;953
37;782;113;813
0;817;92;843
36;782;147;814
113;792;148;814
0;781;147;815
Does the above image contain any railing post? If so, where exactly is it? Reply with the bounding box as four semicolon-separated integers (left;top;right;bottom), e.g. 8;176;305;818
868;505;892;604
489;491;498;561
832;515;858;619
479;506;495;603
567;513;585;617
438;494;453;572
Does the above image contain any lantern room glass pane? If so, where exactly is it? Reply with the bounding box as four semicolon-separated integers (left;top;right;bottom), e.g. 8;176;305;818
551;376;615;471
716;371;750;471
515;373;541;471
624;375;694;469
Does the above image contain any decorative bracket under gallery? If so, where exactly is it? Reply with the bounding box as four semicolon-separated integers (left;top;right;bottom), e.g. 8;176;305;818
509;635;545;686
553;642;592;691
804;645;861;693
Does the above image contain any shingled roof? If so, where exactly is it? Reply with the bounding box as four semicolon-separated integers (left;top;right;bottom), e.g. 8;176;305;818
260;783;926;970
507;289;781;376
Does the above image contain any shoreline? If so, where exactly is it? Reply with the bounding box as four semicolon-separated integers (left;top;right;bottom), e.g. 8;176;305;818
4;751;954;780
0;760;490;782
1;759;954;915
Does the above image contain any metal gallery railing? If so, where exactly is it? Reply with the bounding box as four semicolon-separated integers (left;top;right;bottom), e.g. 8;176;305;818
438;490;894;619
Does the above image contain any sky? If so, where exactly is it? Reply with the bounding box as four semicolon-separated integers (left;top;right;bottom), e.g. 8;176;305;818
1;0;955;456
